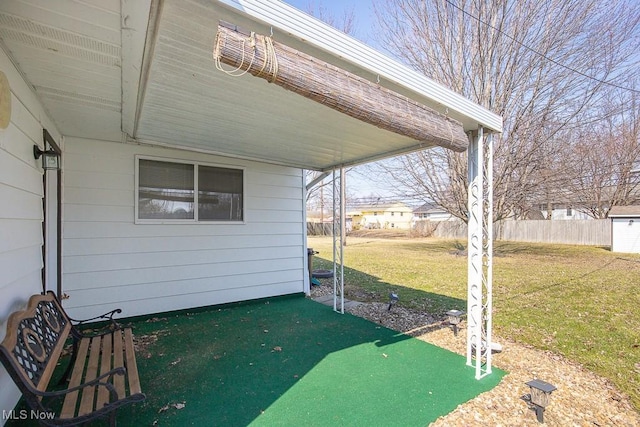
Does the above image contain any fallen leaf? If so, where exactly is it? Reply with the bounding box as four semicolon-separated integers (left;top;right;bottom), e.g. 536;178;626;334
170;358;182;366
173;402;186;410
273;346;282;352
158;404;169;413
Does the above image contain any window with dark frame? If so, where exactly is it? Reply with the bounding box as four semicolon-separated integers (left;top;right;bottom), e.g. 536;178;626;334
137;158;243;222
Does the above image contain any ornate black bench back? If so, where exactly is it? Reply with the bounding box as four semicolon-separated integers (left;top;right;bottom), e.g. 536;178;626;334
0;293;70;393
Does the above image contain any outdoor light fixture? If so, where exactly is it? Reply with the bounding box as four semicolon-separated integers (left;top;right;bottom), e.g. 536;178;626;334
446;309;464;336
629;219;634;226
525;379;557;423
33;145;60;170
388;292;399;311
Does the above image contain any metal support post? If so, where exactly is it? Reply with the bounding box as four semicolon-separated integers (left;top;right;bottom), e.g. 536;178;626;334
466;127;494;379
332;167;345;313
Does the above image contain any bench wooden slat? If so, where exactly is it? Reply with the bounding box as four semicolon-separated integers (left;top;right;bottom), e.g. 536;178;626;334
113;329;125;399
61;337;90;418
96;333;113;409
124;328;142;395
78;336;102;416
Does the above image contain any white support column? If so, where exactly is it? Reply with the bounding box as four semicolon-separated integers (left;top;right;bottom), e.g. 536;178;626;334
485;132;494;375
466;127;494;379
332;168;345;313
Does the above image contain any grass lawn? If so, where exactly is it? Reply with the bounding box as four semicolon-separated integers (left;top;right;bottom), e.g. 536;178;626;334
308;236;640;412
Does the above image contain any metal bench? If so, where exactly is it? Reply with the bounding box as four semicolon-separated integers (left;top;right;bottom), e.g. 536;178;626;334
0;292;145;426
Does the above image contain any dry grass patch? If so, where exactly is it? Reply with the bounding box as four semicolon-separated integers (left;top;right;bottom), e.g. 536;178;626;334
308;236;640;412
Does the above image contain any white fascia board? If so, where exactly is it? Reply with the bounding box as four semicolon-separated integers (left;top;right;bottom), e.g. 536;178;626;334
215;0;502;133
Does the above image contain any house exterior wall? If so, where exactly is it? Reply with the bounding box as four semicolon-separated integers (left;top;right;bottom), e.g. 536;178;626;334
0;50;61;419
355;204;413;229
62;138;306;320
413;212;454;222
541;207;590;220
611;217;640;253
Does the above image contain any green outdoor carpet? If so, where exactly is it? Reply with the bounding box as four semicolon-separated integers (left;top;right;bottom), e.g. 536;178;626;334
8;295;505;426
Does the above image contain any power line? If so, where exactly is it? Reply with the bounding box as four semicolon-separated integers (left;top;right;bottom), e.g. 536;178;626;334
443;0;640;94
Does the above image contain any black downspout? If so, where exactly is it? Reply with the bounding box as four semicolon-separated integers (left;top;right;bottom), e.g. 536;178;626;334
57;167;62;299
42;129;62;299
40;172;46;294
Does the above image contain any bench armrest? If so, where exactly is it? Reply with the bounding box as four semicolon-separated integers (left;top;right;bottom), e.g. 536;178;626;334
44;291;123;335
69;308;122;324
69;309;123;337
31;368;126;399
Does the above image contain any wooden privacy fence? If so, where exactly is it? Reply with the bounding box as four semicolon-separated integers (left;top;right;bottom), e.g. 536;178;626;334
498;219;610;245
307;222;333;236
429;219;611;246
308;219;611;246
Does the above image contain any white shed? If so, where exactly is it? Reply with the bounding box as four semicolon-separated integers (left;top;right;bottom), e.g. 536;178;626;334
609;206;640;253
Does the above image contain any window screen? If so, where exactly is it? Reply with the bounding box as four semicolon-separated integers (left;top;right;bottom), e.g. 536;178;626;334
198;165;243;221
137;158;243;222
138;160;194;219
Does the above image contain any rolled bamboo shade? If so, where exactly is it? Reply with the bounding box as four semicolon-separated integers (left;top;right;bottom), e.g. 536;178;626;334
213;23;469;153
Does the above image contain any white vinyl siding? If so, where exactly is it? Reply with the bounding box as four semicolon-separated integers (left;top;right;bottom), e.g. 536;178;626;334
0;49;61;420
62;138;305;319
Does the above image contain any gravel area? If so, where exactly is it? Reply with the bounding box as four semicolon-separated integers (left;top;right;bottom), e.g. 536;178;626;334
310;284;640;426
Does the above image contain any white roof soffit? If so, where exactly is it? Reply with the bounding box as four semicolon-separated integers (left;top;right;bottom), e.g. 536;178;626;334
131;0;502;171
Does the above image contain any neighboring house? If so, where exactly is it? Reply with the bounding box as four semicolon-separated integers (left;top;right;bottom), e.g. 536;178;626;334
413;203;454;222
349;202;414;229
538;204;591;220
0;0;502;413
609;205;640;253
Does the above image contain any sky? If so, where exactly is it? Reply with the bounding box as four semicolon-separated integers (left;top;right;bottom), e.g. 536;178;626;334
283;0;376;43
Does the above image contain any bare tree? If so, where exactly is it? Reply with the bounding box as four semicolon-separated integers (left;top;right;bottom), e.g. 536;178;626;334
559;88;640;218
303;1;357;36
368;0;640;222
305;171;330;224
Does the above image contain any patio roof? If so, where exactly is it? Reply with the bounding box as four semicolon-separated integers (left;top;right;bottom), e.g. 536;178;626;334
0;0;502;171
